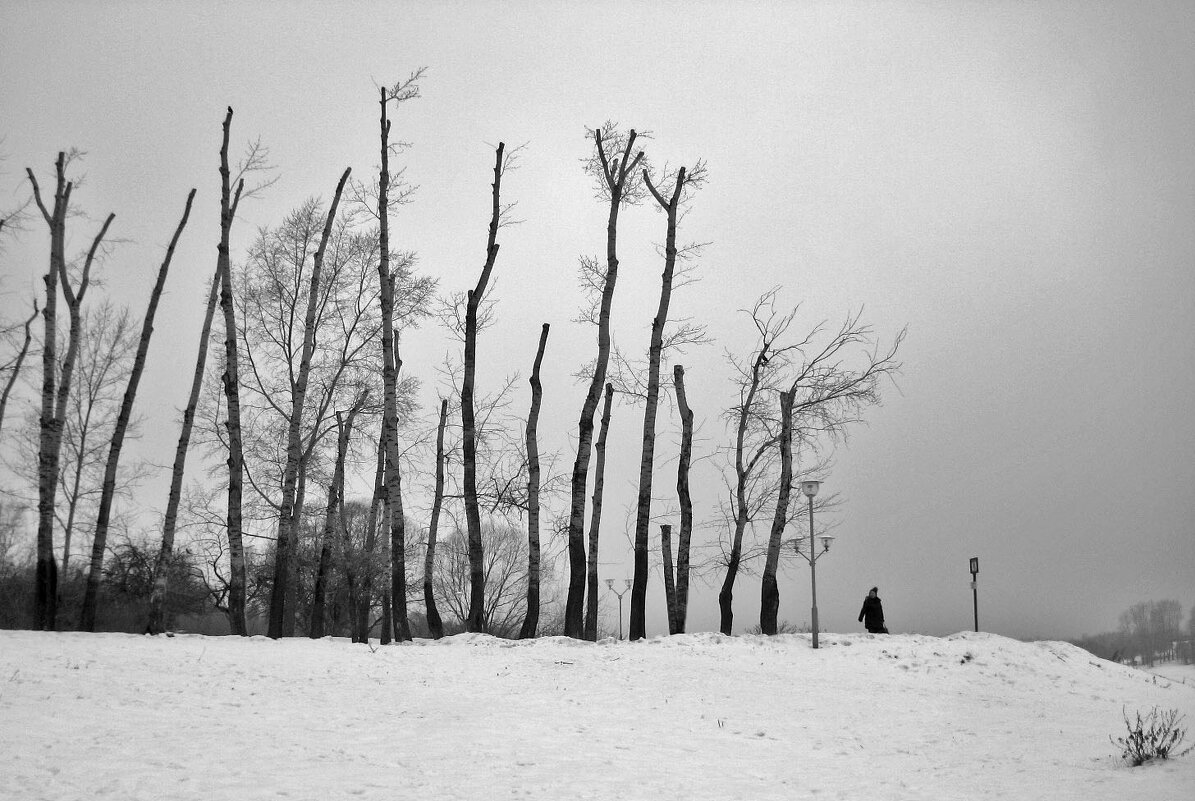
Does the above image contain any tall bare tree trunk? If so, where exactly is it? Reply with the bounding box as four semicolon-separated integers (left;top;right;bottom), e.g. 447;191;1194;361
149;270;220;634
27;154;71;630
355;425;385;642
80;189;194;631
217;107;249;636
0;301;38;437
673;364;694;634
424;398;448;640
268;167;351;639
518;323;549;640
760;389;795;635
583;383;614;641
719;344;771;635
377;85;414;643
660;524;678;634
629;166;689;640
311;403;359;639
463;143;505;633
565;127;642;638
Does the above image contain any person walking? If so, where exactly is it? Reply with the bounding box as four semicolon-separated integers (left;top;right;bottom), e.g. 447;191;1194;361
858;586;887;634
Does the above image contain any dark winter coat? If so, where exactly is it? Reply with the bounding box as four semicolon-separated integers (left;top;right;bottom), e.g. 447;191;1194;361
858;596;885;633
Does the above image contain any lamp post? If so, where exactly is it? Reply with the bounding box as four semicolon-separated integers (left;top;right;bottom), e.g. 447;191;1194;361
969;557;979;632
791;480;834;649
605;578;632;640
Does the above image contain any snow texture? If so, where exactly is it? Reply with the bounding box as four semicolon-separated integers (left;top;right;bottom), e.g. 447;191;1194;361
2;630;1193;800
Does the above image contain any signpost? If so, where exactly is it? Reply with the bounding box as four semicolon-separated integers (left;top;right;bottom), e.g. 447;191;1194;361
969;557;979;632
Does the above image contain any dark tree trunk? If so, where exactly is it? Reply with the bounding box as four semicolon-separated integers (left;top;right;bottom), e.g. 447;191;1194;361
357;424;385;643
583;383;614;641
0;301;37;437
423;398;448;640
311;403;360;639
565;128;642;638
269;167;351;639
518;323;549;639
27;153;71;631
148;269;220;634
81;189;194;631
660;524;678;634
760;389;796;635
463;143;505;633
378;87;411;642
630;166;687;641
217;107;249;636
719;345;771;635
673;364;694;634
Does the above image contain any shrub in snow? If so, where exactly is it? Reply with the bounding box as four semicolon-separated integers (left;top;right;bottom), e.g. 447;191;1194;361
1111;707;1192;766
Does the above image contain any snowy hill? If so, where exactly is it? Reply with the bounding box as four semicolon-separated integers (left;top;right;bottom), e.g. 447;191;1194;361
2;630;1192;800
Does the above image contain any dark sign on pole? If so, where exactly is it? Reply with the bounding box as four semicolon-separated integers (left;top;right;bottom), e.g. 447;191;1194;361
970;557;979;575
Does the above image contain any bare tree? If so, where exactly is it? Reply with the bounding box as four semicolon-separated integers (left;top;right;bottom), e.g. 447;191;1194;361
377;70;425;642
759;388;796;635
80;188;195;630
0;301;38;436
423;398;448;639
27;151;114;629
216;108;250;635
718;290;904;634
672;363;694;633
518;323;549;639
310;399;362;638
565;124;644;638
148;269;220;634
265;168;352;639
628;160;706;640
462;143;510;632
583;383;614;640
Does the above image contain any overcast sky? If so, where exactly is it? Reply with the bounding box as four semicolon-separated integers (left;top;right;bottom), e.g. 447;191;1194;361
2;1;1192;641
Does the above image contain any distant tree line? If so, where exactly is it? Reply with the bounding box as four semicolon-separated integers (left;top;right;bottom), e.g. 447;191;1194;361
1072;599;1194;666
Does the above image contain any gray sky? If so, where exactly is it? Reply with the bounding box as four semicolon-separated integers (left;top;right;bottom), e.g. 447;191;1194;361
2;1;1192;640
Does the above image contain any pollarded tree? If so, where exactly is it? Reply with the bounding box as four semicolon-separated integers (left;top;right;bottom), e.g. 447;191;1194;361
26;151;114;629
564;124;644;638
80;188;196;631
627;159;707;640
375;70;426;642
148;269;220;635
518;323;549;639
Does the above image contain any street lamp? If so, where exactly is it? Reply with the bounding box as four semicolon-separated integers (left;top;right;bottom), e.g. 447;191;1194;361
791;479;834;649
605;578;632;640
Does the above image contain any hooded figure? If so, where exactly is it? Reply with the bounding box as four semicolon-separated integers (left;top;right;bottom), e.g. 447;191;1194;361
858;587;886;634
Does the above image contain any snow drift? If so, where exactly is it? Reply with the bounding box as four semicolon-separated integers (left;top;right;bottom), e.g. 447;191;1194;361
2;630;1192;800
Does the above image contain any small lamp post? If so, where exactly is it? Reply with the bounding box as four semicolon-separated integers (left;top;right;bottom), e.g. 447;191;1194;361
969;557;979;632
605;578;632;640
791;479;834;649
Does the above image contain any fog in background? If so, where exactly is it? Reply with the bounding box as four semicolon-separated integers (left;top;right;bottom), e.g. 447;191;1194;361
2;1;1192;640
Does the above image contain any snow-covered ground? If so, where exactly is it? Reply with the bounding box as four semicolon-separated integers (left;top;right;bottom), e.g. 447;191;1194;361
2;630;1192;800
1144;661;1195;687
